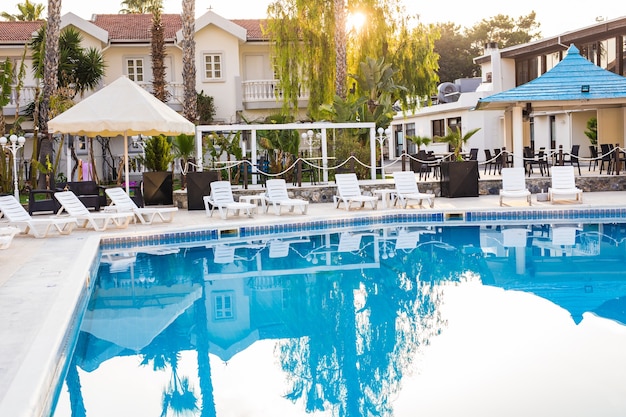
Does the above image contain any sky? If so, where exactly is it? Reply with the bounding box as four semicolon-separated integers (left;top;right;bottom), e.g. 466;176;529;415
48;0;625;39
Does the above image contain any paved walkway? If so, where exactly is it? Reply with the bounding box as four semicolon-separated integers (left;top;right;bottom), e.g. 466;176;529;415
1;188;626;417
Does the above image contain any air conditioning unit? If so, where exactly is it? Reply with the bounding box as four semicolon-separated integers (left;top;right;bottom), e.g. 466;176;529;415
437;82;460;103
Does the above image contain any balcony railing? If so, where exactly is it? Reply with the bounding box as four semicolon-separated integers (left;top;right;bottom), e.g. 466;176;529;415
242;79;309;103
5;86;38;111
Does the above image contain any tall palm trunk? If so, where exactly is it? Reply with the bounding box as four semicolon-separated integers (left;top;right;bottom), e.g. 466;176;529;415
39;0;61;188
151;3;168;102
334;0;347;99
181;0;197;123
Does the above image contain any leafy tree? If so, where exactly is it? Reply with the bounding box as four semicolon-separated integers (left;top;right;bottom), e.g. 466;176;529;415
433;22;478;83
0;0;45;21
435;12;541;86
584;117;597;146
196;91;215;125
266;0;439;118
466;12;541;50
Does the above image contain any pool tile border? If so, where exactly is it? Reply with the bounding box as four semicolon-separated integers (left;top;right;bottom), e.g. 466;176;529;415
100;207;626;250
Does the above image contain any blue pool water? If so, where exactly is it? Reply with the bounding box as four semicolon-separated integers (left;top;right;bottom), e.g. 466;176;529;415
51;221;626;417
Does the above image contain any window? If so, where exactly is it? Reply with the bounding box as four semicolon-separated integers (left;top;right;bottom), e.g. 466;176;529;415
213;292;234;319
432;119;445;138
126;58;144;82
447;117;461;134
204;53;223;80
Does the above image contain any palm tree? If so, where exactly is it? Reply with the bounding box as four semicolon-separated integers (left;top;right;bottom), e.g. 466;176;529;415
39;0;61;188
119;0;159;14
0;0;45;21
172;133;195;189
150;0;168;102
181;0;197;123
438;127;481;161
333;0;347;99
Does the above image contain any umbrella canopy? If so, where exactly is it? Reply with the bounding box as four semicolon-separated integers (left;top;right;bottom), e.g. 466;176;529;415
48;76;195;192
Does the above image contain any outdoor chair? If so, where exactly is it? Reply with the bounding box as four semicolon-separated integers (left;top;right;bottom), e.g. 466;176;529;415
562;144;581;175
600;144;613;174
54;191;134;231
105;187;177;224
484;149;497;175
333;173;378;211
264;179;309;215
499;167;531;206
392;171;435;209
203;181;256;219
0;195;78;238
548;166;583;204
588;145;598;171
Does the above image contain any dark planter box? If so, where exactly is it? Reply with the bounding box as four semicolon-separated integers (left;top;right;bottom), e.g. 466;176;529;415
440;160;479;197
186;171;220;210
142;171;173;206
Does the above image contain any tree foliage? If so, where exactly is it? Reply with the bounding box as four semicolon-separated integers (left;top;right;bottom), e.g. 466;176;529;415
266;0;439;118
0;0;45;22
436;12;541;83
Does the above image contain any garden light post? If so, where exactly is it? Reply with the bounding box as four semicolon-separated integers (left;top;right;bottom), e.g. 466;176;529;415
301;129;321;157
0;134;26;200
377;127;391;179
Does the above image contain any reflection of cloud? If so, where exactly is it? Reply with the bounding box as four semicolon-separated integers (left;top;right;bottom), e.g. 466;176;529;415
395;284;626;417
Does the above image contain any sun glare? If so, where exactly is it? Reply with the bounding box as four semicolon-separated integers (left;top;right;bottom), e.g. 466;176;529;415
347;11;366;33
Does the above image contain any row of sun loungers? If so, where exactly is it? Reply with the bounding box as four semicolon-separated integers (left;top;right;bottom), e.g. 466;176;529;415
0;166;583;246
0;187;178;244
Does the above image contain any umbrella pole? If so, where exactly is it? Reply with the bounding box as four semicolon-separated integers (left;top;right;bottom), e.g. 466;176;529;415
124;132;130;194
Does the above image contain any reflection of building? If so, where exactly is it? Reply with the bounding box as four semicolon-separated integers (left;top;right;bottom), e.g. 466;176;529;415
88;222;626;369
481;223;626;324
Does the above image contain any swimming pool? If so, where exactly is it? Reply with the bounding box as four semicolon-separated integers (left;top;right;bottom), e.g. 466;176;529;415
50;220;626;417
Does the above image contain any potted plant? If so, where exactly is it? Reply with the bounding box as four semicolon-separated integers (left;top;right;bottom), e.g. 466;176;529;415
183;134;220;211
438;127;481;197
141;135;175;205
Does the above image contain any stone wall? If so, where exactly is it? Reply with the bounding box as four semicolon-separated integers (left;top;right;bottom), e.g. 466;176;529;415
172;174;626;209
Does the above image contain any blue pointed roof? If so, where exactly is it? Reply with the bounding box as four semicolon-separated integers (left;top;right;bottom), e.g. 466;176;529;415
476;44;626;110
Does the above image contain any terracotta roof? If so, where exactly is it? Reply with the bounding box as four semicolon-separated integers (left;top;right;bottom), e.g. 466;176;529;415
92;14;182;42
231;19;268;41
0;21;43;43
0;14;266;44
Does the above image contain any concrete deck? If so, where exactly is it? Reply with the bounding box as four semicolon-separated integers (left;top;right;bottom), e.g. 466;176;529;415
1;182;626;417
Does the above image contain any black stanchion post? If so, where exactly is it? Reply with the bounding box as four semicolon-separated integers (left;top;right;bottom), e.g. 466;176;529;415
402;151;406;171
615;143;621;175
558;145;563;166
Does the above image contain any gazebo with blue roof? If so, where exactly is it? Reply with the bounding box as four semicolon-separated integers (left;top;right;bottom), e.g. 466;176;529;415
476;44;626;168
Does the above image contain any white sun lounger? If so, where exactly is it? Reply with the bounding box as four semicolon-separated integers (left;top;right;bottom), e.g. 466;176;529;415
499;167;531;206
0;226;20;249
54;191;133;231
203;181;255;219
392;171;435;208
0;195;78;238
333;173;378;211
549;165;583;203
264;179;308;215
105;187;177;224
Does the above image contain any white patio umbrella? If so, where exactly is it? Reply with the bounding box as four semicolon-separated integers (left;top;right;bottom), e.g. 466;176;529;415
48;76;195;193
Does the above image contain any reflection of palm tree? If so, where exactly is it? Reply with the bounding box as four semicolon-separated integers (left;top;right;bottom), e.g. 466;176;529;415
160;374;198;417
195;282;217;417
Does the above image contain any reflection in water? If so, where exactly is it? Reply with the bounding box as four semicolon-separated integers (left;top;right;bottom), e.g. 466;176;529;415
52;223;626;417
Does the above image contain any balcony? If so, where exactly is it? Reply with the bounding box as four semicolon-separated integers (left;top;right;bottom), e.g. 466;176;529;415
4;85;37;116
242;79;309;110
